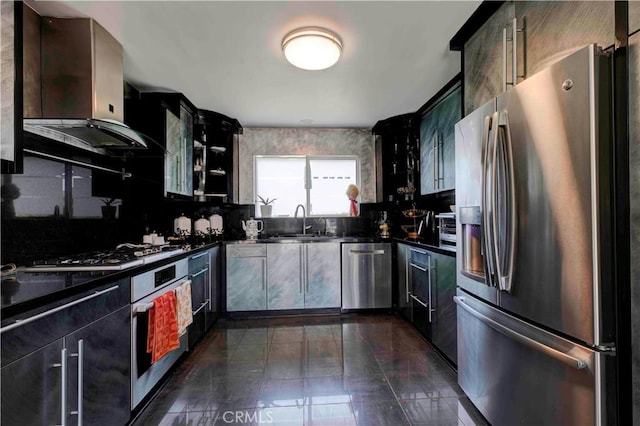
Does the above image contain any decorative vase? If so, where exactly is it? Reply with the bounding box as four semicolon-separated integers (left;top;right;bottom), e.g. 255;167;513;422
260;205;272;218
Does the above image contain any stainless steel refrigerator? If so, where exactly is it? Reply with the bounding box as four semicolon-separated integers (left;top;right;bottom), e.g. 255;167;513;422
454;44;617;426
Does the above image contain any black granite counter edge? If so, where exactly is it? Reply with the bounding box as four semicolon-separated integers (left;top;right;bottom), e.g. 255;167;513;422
1;242;223;320
392;238;457;257
223;236;385;244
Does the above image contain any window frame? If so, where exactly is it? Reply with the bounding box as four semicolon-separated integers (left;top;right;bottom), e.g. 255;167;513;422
253;154;360;217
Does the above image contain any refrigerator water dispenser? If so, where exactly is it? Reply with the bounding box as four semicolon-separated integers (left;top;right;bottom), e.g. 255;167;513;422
460;206;484;280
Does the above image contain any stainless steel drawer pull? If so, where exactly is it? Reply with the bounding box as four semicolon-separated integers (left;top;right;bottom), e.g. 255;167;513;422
190;268;209;278
190;252;209;260
410;248;427;255
0;286;120;334
53;347;68;426
409;294;429;308
454;296;588;370
409;262;428;272
349;249;385;255
193;301;208;315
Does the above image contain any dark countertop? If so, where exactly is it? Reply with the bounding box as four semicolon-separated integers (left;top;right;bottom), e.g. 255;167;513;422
393;237;457;257
1;236;452;320
1;242;221;320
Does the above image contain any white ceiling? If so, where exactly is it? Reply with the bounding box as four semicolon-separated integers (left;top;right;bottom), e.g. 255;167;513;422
26;1;480;128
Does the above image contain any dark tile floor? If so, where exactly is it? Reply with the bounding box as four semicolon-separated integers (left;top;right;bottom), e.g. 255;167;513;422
132;314;488;426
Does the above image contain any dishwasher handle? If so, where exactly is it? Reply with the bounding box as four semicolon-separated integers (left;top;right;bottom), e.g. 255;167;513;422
349;249;385;255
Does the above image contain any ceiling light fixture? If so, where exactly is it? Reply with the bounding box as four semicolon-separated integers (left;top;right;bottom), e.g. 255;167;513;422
282;27;342;71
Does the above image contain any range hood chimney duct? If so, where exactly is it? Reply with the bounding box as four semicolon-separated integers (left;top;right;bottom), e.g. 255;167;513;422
23;11;150;154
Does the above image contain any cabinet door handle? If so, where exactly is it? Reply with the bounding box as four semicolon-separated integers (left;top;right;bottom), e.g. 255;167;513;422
190;252;209;260
193;301;208;315
52;347;68;426
502;27;508;92
409;293;428;308
511;17;518;89
190;268;208;279
304;245;309;293
409;262;427;272
0;286;119;334
299;245;304;293
262;258;266;291
428;256;434;323
69;339;84;425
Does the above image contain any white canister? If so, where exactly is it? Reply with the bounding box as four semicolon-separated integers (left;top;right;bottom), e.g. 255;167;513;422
174;214;192;236
194;217;210;234
209;214;223;235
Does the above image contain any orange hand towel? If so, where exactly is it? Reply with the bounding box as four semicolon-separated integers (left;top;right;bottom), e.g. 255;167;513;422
175;280;193;336
146;290;180;363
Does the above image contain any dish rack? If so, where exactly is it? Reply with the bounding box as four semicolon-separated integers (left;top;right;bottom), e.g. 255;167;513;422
401;208;427;239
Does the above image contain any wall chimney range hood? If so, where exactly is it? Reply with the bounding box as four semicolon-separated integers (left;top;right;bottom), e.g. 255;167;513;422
23;118;149;155
23;11;152;155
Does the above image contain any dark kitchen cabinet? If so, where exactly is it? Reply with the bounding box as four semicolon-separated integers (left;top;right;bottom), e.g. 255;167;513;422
193;109;243;203
188;248;213;348
396;242;411;321
419;81;461;195
463;1;514;114
632;1;640;35
125;92;196;200
1;339;63;425
206;246;220;327
1;279;131;426
430;250;457;365
394;243;457;365
64;306;131;426
372;113;420;204
463;1;614;114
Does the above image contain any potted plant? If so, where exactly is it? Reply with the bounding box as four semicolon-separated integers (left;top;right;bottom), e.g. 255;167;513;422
257;195;276;218
101;198;120;220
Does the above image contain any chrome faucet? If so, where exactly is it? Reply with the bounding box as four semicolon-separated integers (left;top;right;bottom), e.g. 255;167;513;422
294;204;307;235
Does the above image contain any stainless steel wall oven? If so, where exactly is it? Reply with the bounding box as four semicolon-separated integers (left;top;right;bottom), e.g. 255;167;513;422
130;259;189;410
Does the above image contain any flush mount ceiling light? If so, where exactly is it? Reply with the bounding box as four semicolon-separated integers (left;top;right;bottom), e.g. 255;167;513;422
282;27;342;71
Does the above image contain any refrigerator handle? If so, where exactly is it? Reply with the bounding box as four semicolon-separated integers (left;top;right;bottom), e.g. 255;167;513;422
496;111;517;293
489;111;504;289
482;114;497;286
454;296;588;370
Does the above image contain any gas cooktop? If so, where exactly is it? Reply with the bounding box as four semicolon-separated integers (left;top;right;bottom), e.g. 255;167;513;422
20;244;184;272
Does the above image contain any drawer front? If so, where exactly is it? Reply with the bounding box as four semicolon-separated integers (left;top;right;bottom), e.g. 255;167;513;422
188;249;210;274
1;279;130;365
226;244;267;258
409;246;429;267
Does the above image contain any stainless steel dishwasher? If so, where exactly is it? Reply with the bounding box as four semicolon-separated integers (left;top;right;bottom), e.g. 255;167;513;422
341;243;392;309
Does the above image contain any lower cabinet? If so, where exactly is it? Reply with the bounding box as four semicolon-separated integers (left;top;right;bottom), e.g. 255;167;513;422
1;280;131;426
226;244;267;311
396;243;411;321
227;242;341;312
267;242;341;310
267;244;304;310
304;242;341;308
430;251;457;365
188;249;211;347
395;243;457;365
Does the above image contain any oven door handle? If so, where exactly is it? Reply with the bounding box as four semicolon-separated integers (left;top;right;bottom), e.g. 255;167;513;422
0;286;120;334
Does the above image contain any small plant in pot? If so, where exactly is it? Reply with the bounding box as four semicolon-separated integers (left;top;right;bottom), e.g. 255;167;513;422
257;195;276;218
101;198;120;220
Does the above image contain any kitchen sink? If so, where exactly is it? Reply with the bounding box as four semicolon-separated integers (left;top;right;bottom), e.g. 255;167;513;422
267;234;338;243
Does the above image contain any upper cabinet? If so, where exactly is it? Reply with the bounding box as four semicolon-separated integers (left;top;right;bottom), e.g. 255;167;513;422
193;109;242;203
630;0;640;35
419;80;461;195
463;2;515;115
1;2;23;174
463;1;614;114
372;113;419;204
126;92;195;199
